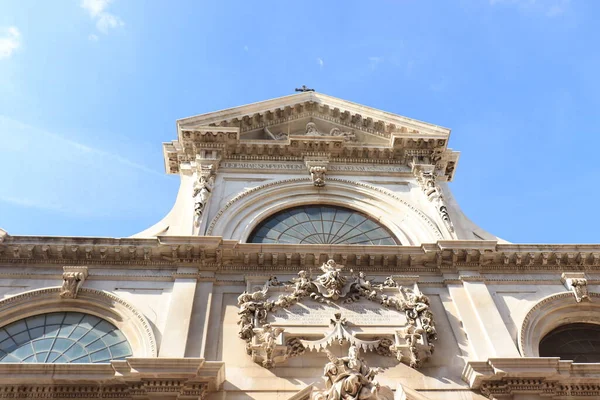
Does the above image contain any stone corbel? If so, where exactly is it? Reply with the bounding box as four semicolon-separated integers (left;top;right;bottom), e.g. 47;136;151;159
305;158;329;187
59;266;88;299
561;272;589;302
411;162;455;235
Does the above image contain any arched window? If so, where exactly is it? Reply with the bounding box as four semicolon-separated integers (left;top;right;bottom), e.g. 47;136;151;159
539;323;600;363
0;312;133;363
248;205;399;245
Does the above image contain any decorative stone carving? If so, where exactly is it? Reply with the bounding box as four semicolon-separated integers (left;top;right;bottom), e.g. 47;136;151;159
250;323;286;368
310;166;327;187
306;122;320;135
305;159;329;187
301;122;356;142
561;272;589;302
264;126;288;140
413;163;455;235
236;260;437;369
316;260;347;300
329;127;357;141
193;164;216;227
59;266;88;299
299;313;386;353
314;345;390;400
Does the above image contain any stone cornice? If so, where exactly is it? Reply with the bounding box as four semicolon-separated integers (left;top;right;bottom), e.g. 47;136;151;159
462;358;600;398
0;358;225;399
1;236;600;274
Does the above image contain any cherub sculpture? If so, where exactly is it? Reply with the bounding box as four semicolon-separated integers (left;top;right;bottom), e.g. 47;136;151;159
253;323;285;368
316;260;347;300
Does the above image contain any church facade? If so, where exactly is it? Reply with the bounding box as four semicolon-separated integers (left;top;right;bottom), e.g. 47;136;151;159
0;92;599;399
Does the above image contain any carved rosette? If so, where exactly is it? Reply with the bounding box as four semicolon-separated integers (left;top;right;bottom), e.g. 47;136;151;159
236;260;437;369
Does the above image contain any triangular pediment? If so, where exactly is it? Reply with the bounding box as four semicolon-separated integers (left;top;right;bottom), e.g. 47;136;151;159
164;92;459;181
177;92;450;140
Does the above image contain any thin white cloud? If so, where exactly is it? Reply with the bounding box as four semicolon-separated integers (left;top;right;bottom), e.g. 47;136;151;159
0;195;68;213
81;0;124;35
317;57;324;69
244;45;249;52
88;34;99;41
0;26;20;59
0;116;165;217
368;56;384;70
489;0;570;17
0;116;162;177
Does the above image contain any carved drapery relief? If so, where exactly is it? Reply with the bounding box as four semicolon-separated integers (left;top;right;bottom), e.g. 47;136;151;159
59;266;88;299
413;164;455;234
193;164;216;227
237;260;437;369
561;272;590;303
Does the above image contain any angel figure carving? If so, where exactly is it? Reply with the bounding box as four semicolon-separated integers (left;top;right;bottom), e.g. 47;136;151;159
316;260;347;300
322;345;384;400
254;323;285;368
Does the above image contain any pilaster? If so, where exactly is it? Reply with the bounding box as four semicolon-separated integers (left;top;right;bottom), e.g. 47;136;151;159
186;272;215;357
159;267;199;357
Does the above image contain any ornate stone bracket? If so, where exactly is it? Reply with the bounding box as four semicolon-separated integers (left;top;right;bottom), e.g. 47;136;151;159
237;260;437;369
412;163;455;235
193;163;217;227
561;272;589;302
305;158;329;187
59;266;88;299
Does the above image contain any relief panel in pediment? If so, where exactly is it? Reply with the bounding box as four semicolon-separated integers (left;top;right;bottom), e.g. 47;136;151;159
239;118;390;145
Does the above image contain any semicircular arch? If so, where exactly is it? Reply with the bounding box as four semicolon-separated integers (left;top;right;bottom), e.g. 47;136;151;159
206;178;446;244
519;292;600;357
0;287;157;358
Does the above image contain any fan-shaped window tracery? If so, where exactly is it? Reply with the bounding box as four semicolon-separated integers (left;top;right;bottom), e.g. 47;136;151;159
0;312;133;363
248;205;399;245
539;323;600;363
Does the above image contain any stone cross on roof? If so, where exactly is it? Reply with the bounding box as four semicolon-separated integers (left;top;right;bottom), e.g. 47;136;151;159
295;85;314;92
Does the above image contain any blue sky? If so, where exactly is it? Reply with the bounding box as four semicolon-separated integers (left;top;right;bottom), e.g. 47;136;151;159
0;0;598;243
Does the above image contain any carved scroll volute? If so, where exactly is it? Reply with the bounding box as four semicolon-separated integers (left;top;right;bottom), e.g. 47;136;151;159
192;162;218;228
59;266;88;299
411;162;455;236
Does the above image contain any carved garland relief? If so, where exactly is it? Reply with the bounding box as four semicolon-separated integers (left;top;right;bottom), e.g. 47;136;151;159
237;260;437;370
